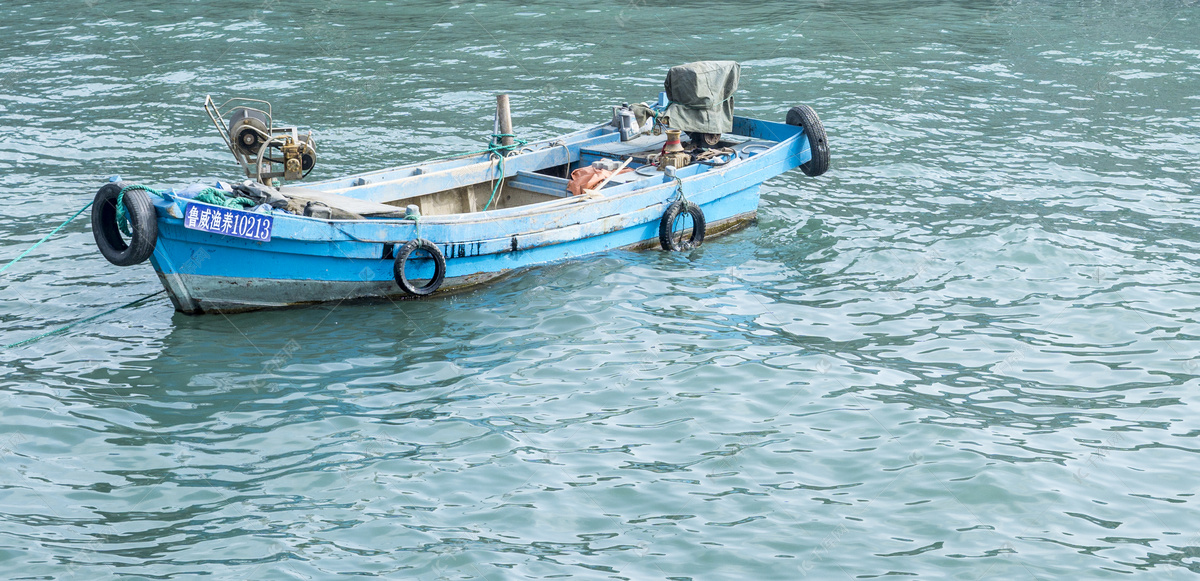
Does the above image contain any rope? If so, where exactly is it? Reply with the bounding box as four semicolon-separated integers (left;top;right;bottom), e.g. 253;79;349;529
4;182;241;350
0;183;164;278
5;290;165;349
406;211;422;239
665;176;695;249
693;147;736;166
392;133;531;212
115;185;163;236
191;188;255;209
117;185;250;228
116;191;130;235
482;133;528;212
672;176;688;205
482;154;506;212
0;200;93;277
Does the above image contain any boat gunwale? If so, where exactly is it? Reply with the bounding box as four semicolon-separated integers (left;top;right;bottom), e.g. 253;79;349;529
165;115;806;228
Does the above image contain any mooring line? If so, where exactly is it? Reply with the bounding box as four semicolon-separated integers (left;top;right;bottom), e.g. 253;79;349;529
5;290;166;349
0;200;93;276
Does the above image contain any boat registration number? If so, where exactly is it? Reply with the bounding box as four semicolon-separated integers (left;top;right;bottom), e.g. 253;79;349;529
183;203;273;242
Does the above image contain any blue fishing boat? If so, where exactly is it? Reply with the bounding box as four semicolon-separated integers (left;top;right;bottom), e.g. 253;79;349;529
90;62;830;314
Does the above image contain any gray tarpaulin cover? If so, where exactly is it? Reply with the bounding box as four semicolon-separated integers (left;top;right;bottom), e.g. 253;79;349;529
664;61;740;134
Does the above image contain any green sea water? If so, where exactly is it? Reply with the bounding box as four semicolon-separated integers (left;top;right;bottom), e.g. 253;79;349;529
3;1;1200;579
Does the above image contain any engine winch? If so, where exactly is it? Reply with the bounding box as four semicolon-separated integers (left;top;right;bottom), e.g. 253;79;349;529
657;129;691;170
205;96;317;185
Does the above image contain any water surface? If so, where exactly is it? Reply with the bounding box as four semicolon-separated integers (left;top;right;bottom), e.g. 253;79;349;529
2;1;1200;579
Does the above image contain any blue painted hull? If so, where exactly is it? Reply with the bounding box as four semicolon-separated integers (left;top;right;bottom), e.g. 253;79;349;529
145;116;812;313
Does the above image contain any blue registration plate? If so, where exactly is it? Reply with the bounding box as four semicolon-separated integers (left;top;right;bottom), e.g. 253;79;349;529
183;202;273;242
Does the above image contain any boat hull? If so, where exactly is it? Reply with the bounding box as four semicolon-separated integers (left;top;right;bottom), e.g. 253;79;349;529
152;208;757;313
141;115;809;314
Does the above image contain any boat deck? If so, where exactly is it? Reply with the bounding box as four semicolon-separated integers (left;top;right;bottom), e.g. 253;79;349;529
281;128;777;219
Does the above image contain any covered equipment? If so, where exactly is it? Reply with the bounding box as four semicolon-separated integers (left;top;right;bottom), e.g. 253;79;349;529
664;61;741;136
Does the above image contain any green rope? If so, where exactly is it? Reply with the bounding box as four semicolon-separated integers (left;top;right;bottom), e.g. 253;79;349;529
482;154;507;212
116;185;251;228
191;188;255;209
350;131;533;210
389;133;533;208
407;212;421;239
2;183;165;277
116;192;131;236
115;185;164;236
5;290;166;349
0;200;93;277
490;133;523;146
481;133;528;212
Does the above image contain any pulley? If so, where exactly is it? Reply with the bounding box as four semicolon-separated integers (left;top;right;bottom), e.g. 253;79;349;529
228;107;270;157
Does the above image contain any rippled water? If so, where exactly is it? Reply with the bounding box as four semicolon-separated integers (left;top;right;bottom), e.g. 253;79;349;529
3;1;1200;579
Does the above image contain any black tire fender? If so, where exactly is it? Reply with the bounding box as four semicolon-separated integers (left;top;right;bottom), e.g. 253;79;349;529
393;238;446;296
91;182;158;266
658;200;706;251
786;105;830;177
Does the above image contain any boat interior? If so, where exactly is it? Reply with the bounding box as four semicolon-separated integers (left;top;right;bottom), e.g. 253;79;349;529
278;118;794;221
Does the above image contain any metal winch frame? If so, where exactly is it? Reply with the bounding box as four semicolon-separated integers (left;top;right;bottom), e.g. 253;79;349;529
204;95;316;185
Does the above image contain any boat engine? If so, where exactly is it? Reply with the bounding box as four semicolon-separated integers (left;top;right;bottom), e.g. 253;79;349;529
664;61;740;150
205;96;317;185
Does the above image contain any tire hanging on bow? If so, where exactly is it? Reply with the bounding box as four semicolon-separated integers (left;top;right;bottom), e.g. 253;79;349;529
92;182;158;266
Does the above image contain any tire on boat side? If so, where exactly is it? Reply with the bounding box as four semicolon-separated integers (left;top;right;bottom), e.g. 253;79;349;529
786;105;830;177
91;182;158;266
658;200;706;252
393;239;446;296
